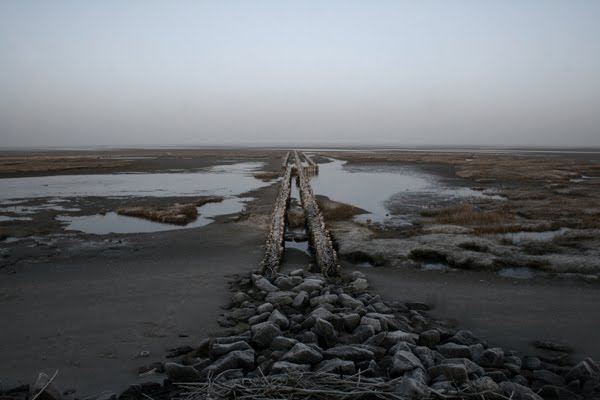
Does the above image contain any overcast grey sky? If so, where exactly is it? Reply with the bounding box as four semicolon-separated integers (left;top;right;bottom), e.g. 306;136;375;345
1;1;599;147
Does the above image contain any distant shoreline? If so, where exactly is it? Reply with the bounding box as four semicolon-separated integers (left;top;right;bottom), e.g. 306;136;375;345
1;144;600;153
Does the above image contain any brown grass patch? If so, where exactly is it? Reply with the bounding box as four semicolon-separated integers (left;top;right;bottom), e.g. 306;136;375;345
117;203;198;225
316;196;366;221
254;171;281;181
287;208;305;228
423;203;521;234
195;196;224;207
321;203;361;220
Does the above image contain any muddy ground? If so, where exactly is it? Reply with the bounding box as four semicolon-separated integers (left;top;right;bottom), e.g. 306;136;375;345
0;150;283;395
312;149;600;362
1;148;600;396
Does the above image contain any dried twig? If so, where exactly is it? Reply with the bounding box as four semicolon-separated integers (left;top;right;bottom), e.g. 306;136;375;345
176;370;519;400
30;370;59;400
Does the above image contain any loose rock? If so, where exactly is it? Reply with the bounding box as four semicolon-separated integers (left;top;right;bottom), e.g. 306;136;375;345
251;322;281;347
164;363;201;382
281;343;323;365
270;361;311;374
316;358;356;375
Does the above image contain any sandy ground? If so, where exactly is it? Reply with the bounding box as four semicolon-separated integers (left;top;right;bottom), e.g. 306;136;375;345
0;150;283;395
0;212;270;395
357;265;600;361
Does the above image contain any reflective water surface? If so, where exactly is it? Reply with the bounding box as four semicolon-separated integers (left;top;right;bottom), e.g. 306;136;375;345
0;162;267;201
57;197;253;234
498;267;537;279
310;158;500;225
501;228;570;244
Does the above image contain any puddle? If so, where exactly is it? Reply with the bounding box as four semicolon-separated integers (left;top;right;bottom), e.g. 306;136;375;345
497;267;536;280
56;197;252;234
100;156;157;160
290;180;302;207
0;216;33;222
309;158;499;225
0;200;26;206
0;162;267;201
349;261;374;268
0;204;81;214
422;262;451;271
285;240;311;255
502;228;570;244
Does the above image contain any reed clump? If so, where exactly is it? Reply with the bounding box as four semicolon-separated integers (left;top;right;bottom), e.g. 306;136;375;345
316;196;365;221
287;207;306;228
423;203;520;234
254;171;281;181
117;203;198;225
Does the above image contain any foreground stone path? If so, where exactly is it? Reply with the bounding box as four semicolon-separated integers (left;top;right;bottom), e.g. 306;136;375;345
151;269;597;400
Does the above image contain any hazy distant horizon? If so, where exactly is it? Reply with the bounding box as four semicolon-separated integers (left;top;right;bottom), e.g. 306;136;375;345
1;1;599;147
3;142;600;153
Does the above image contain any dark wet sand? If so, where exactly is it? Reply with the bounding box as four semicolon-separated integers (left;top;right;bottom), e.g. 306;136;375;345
361;265;600;361
0;222;266;395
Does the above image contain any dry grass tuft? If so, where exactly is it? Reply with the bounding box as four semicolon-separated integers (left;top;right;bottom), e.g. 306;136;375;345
117;203;198;225
178;370;514;400
316;196;366;221
287;207;306;228
195;196;224;207
423;203;520;234
254;171;281;181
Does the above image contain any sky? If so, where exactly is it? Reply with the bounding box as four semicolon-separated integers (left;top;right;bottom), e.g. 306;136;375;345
1;1;599;148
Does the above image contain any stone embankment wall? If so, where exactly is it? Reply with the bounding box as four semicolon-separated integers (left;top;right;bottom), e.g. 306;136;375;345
292;150;304;173
281;152;290;169
301;152;319;174
294;154;339;277
260;165;292;276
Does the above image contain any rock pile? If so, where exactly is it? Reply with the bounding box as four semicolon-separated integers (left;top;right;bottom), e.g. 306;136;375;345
260;165;292;276
5;270;599;400
146;270;598;400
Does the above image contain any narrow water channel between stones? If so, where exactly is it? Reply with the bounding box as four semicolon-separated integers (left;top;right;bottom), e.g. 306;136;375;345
280;175;315;272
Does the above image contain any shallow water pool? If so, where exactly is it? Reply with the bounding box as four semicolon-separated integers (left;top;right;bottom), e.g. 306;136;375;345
309;158;499;225
57;197;253;234
0;162;267;201
497;267;537;279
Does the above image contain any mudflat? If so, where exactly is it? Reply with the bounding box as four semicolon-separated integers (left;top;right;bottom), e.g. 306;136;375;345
1;147;600;396
0;149;283;395
0;222;266;394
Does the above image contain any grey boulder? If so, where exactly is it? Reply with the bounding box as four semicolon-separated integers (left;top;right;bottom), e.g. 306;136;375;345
316;358;356;375
165;363;201;382
251;321;282;347
390;350;424;377
282;343;323;365
270;361;311;374
203;349;255;376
